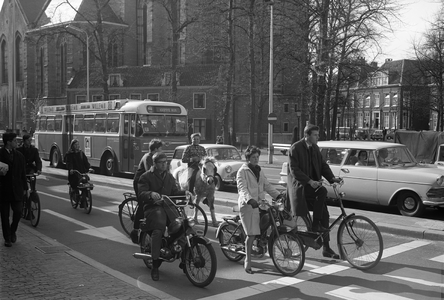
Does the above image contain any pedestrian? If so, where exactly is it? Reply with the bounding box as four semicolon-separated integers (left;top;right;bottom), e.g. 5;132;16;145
382;128;387;141
287;124;342;259
29;127;35;136
0;132;28;247
291;126;299;145
237;145;281;274
130;138;163;244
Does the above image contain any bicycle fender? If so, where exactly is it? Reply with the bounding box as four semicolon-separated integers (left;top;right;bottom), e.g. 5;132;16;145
215;221;229;238
190;235;211;245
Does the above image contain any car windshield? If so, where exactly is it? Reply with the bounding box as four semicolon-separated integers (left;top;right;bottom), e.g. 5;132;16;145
206;147;242;160
376;146;417;167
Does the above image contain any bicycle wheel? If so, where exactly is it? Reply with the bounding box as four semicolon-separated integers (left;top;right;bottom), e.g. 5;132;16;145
337;215;383;270
217;223;245;262
118;197;139;237
182;204;208;236
270;232;305;276
69;187;78;209
183;240;217;288
296;215;311;252
21;198;29;219
83;190;92;214
29;192;41;227
139;231;153;269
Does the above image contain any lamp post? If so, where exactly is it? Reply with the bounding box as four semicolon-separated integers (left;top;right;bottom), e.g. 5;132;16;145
66;25;89;102
266;0;274;164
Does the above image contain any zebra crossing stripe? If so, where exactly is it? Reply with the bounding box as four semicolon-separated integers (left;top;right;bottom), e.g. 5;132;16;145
430;254;444;263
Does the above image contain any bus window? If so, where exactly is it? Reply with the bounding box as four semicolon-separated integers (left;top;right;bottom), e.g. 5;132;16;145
95;113;106;133
55;115;62;132
107;113;119;133
40;117;47;131
84;114;95;132
46;116;55;131
124;115;129;134
74;115;84;132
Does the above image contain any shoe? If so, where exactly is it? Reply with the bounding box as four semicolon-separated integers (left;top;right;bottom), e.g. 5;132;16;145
312;224;329;233
151;267;159;281
244;261;253;274
11;233;17;243
322;247;340;259
4;240;12;247
130;229;139;244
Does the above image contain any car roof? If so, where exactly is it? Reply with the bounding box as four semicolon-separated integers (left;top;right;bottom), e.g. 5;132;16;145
174;144;238;150
318;141;404;150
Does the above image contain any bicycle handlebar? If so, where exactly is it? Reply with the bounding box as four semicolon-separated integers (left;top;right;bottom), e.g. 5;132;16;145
26;173;40;177
71;169;94;176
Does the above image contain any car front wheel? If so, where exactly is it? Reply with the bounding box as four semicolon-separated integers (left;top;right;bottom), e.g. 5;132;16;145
397;191;425;217
215;174;224;191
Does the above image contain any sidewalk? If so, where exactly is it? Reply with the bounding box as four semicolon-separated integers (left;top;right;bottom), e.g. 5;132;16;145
0;225;166;300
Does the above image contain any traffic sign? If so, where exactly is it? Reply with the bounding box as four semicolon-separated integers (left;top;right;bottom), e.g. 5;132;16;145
268;113;278;124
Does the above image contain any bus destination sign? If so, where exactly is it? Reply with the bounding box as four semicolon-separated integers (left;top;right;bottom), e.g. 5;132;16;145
146;106;181;114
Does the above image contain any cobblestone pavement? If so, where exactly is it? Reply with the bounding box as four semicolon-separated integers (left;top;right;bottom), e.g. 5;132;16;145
0;225;160;300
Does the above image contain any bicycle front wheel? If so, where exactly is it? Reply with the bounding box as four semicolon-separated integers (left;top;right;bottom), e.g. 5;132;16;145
337;215;383;270
83;190;92;214
183;240;217;288
270;233;305;276
182;204;208;236
118;197;138;236
29;192;41;227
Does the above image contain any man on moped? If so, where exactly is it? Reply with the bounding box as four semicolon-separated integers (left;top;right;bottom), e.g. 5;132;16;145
137;152;189;282
287;124;341;259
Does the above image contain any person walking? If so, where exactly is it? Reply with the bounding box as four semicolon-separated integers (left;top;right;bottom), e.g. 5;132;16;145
287;124;342;259
0;132;28;247
130;138;163;244
237;145;281;274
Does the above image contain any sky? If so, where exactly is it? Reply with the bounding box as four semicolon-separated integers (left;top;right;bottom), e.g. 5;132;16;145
0;0;442;65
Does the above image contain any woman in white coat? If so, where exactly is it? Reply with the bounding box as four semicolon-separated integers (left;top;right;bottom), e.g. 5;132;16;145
237;146;281;274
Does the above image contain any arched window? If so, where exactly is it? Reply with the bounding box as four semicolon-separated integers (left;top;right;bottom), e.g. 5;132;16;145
15;35;22;81
39;47;44;95
1;40;7;84
107;40;118;67
60;42;67;93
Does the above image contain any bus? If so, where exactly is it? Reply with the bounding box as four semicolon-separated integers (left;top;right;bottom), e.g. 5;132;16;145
34;99;188;175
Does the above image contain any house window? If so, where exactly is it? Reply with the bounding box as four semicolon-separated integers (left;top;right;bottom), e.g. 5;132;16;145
60;42;67;93
92;95;103;101
108;74;121;87
109;94;120;100
193;93;206;109
1;40;7;83
374;94;380;107
283;122;289;132
193;119;206;140
130;93;141;100
294;104;298;112
392;93;398;106
364;96;370;107
107;40;119;67
76;95;86;103
284;103;289;113
384;94;390;107
147;93;159;101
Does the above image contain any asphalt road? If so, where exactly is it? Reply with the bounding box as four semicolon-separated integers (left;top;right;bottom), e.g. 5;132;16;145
27;172;444;300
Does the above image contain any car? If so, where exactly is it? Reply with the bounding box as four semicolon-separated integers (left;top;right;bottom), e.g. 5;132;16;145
354;128;370;140
279;141;444;217
370;129;383;140
170;144;244;191
385;129;396;141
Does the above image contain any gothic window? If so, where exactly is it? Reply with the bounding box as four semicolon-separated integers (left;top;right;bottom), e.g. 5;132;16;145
60;42;67;93
15;35;22;81
1;40;7;83
107;40;118;68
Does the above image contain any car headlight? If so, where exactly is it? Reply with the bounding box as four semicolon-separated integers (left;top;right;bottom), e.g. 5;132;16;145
225;166;232;173
437;176;444;186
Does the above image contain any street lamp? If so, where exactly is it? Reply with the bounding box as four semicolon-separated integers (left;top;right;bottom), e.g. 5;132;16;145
266;0;274;164
66;25;89;102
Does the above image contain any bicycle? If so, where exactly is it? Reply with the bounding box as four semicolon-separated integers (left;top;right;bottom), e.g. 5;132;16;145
21;173;41;227
119;192;209;237
68;170;94;214
295;178;384;270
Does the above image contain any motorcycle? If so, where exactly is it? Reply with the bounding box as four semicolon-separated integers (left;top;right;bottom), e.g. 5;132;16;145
133;194;217;288
216;195;305;276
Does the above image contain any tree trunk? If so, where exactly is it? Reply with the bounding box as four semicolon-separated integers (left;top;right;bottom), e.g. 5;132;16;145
94;0;109;100
223;0;235;145
248;0;257;145
170;0;179;102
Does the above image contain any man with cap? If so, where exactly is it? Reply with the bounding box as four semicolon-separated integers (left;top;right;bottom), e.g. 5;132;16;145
181;132;207;193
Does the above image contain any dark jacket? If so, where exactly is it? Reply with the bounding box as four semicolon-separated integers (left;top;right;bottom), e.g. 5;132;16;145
287;139;335;217
0;147;28;202
133;152;154;195
65;150;90;174
17;145;42;173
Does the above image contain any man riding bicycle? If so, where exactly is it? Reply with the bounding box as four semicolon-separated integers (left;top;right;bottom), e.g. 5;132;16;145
65;139;91;208
138;152;190;282
17;134;42;191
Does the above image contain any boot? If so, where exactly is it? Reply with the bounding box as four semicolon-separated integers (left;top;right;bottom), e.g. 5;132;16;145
151;259;160;281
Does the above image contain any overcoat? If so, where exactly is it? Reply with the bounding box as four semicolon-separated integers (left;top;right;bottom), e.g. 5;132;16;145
287;139;335;217
17;145;42;173
138;167;185;231
0;147;28;202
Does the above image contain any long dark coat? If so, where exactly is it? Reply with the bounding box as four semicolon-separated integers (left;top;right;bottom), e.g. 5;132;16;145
138;167;185;231
287;139;335;217
17;145;42;173
0;147;28;202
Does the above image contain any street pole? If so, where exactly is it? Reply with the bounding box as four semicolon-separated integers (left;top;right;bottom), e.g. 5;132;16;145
267;1;274;164
66;25;89;102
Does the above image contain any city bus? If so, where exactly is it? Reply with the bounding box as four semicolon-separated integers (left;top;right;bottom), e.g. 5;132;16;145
34;99;188;175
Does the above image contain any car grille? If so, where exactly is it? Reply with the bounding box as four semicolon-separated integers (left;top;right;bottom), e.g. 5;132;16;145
426;187;444;198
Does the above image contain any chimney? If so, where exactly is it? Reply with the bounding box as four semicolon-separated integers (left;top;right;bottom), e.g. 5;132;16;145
385;58;393;62
370;62;378;68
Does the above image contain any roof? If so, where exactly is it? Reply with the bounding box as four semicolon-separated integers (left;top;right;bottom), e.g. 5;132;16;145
318;141;405;150
17;0;48;24
69;65;220;89
376;59;424;85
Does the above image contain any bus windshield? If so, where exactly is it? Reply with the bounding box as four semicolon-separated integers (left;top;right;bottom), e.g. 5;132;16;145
138;114;187;136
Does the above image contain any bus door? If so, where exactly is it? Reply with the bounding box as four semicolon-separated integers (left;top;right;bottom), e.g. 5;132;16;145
63;115;74;155
122;114;136;172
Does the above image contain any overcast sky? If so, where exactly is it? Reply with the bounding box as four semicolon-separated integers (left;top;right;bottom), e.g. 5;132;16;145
1;0;442;65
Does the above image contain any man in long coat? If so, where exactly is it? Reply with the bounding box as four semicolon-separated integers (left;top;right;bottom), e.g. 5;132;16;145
0;132;28;247
287;124;341;259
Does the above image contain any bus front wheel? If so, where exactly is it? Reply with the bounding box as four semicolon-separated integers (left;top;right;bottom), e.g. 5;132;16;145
101;153;114;176
50;147;62;168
